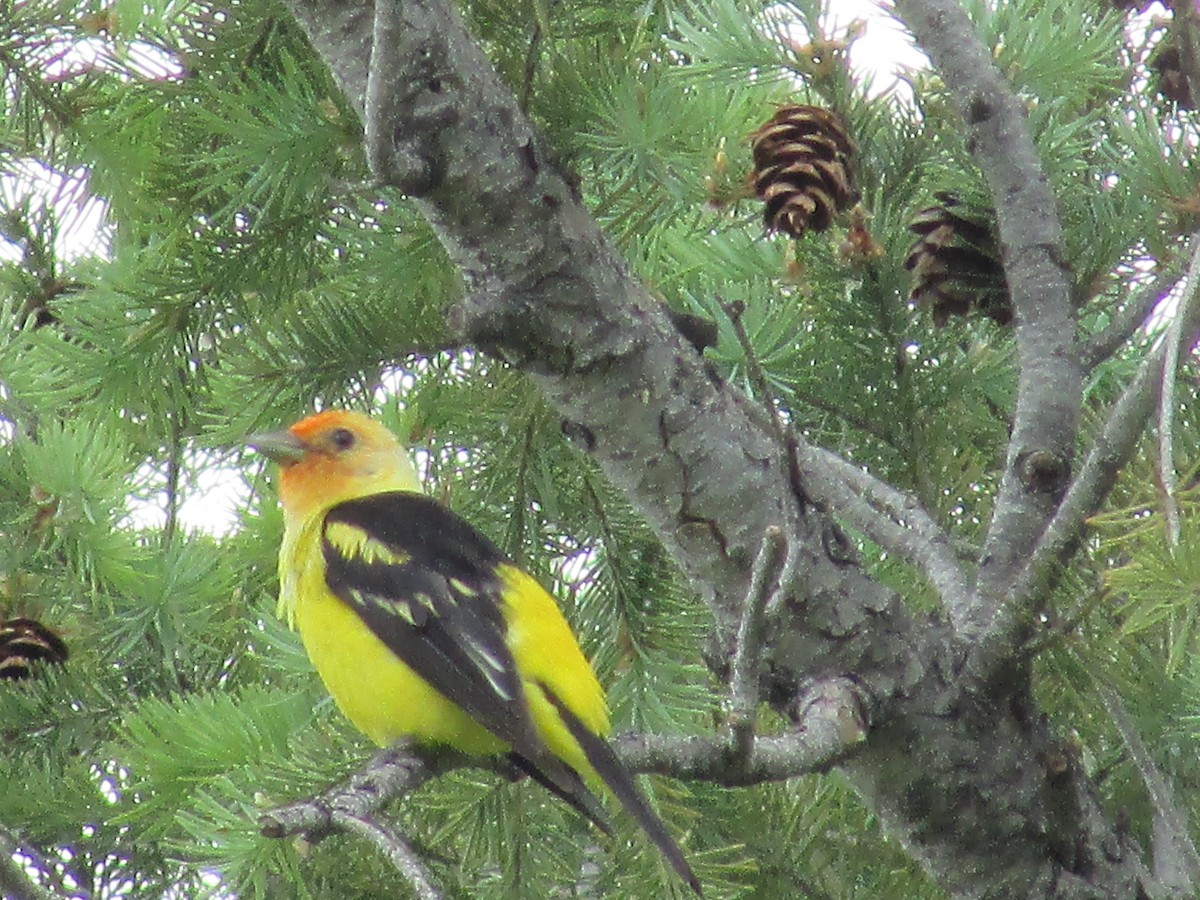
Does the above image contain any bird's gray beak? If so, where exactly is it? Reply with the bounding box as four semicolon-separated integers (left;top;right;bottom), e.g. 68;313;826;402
247;430;308;465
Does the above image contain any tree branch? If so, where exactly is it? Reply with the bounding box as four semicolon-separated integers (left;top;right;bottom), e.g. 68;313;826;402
1155;242;1200;550
363;0;401;182
726;526;789;759
1158;320;1184;549
972;232;1200;676
261;708;867;884
333;812;443;900
1101;689;1200;896
799;446;973;613
625;677;870;787
259;744;454;841
1080;265;1184;373
893;0;1081;647
265;723;866;844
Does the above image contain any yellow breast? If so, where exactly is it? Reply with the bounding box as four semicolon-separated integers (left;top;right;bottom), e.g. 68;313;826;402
279;516;502;753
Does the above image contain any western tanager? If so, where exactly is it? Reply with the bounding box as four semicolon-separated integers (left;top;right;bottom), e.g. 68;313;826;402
251;409;699;893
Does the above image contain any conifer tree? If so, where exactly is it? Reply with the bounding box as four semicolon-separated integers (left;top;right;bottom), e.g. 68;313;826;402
1;0;1199;897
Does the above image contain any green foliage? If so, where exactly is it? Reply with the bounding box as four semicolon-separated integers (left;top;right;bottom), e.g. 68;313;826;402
0;0;1197;897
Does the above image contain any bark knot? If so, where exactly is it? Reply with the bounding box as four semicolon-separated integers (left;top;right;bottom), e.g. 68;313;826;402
1017;449;1071;494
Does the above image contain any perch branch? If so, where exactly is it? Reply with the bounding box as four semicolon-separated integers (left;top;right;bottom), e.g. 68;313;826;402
260;744;455;841
263;699;868;847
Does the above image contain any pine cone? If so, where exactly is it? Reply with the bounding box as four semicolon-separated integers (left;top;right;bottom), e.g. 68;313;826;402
0;617;68;680
1153;43;1194;109
750;104;856;238
904;192;1011;327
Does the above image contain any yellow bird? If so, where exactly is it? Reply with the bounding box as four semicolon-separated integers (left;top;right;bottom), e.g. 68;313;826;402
251;409;699;893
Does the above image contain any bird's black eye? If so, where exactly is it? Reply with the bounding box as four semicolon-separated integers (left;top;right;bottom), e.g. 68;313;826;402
330;428;356;451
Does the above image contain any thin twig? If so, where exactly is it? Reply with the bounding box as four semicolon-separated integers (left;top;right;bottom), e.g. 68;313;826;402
786;385;902;450
866;265;938;514
723;296;970;609
333;812;443;900
722;299;789;450
720;298;806;608
726;526;788;760
1156;242;1200;549
722;299;811;538
364;0;403;181
519;22;542;114
1102;688;1200;894
1081;264;1185;372
162;410;183;547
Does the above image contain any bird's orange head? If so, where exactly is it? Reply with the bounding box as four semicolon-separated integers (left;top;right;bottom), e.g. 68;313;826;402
250;410;421;520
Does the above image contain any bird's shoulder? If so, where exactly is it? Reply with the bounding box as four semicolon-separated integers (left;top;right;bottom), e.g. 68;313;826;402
321;490;507;579
317;490;516;635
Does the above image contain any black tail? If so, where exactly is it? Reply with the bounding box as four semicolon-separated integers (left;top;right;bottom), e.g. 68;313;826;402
505;751;613;836
541;687;702;895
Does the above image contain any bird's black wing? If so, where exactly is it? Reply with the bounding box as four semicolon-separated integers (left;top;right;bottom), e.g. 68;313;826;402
321;491;542;754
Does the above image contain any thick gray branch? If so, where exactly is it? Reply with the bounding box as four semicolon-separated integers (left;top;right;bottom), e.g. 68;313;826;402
801;446;972;611
893;0;1081;650
278;0;1155;894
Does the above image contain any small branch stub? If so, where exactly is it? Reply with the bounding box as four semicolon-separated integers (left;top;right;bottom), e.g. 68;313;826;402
726;525;791;765
1018;449;1070;495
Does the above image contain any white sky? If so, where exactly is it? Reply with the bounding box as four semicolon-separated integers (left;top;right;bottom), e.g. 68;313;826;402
826;0;929;91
